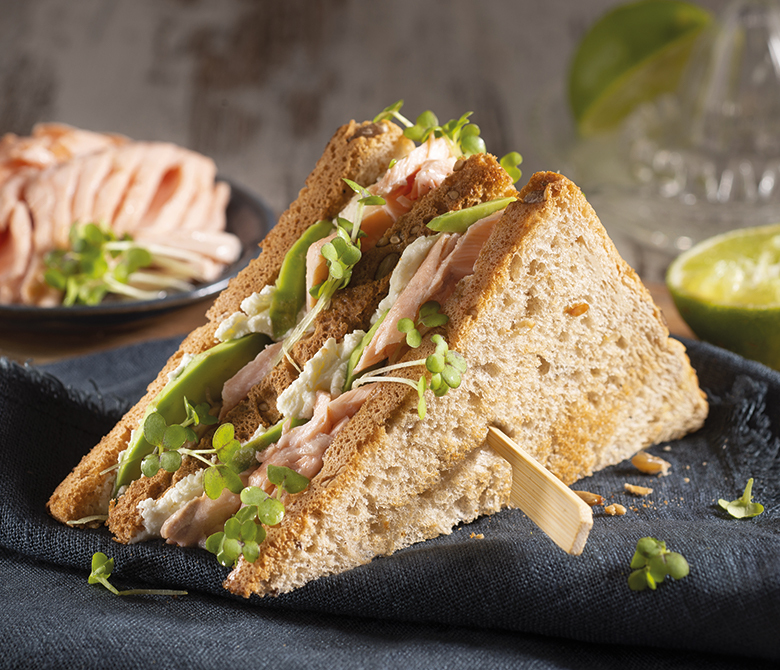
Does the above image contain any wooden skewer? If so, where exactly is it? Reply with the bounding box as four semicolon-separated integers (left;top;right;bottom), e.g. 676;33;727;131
486;426;593;555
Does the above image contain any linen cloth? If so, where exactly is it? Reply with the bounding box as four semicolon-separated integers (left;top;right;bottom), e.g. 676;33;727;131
0;336;778;669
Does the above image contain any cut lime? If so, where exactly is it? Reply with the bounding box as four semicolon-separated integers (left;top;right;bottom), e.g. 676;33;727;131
666;224;780;370
569;0;711;137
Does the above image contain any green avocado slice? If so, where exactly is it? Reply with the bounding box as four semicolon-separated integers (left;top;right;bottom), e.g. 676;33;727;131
269;219;333;339
426;197;516;233
113;332;271;495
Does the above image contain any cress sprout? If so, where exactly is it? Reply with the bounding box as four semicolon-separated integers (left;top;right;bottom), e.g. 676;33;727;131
627;537;689;591
280;179;383;367
396;300;449;348
205;465;310;568
44;222;203;305
88;552;187;596
352;333;466;419
140;398;216;478
374;100;523;182
718;478;765;519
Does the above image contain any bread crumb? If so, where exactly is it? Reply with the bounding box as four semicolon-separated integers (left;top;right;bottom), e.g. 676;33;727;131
604;503;627;516
624;483;653;496
683;477;690;483
469;532;484;539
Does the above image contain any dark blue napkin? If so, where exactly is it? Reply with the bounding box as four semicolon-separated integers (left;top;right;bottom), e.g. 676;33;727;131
1;337;778;669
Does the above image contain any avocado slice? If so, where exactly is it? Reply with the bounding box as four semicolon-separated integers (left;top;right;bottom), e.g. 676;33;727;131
426;197;516;233
269;219;333;339
113;332;271;494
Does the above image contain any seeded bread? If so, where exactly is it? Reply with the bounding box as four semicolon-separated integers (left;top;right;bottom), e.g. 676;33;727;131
223;171;707;597
47;119;412;525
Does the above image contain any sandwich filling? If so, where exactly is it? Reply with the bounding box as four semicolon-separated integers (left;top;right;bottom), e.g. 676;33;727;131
141;201;509;548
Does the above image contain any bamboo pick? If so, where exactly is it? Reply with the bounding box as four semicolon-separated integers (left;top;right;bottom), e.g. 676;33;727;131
486;426;593;555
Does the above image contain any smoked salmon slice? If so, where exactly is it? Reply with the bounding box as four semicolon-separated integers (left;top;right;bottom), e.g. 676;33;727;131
0;124;237;307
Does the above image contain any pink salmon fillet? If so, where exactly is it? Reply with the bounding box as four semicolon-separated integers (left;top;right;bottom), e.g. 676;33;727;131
356;209;503;371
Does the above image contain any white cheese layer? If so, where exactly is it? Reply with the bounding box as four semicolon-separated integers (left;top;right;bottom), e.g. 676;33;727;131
215;284;277;342
371;234;438;324
276;329;366;420
166;353;195;383
134;470;205;543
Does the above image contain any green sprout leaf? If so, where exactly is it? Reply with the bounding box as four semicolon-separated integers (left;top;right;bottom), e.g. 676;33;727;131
418;301;449;328
88;552;186;596
203;464;245;500
627;537;689;592
267;464;310;495
143;412;167;447
240;486;269;507
499;151;524;183
257;497;286;526
718;478;765;519
43;222;157;306
397;318;422;348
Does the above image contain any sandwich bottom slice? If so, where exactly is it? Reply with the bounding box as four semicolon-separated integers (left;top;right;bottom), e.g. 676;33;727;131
222;171;708;598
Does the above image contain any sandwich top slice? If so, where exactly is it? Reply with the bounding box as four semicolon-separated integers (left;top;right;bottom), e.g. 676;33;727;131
48;105;707;599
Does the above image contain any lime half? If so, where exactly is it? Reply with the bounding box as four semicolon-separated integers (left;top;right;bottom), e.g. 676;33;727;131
569;0;711;137
667;224;780;369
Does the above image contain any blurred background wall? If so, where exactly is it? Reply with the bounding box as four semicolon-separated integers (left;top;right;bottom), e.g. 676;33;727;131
0;0;729;217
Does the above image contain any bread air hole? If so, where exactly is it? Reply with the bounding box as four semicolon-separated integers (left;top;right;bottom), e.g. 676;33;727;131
537;356;551;376
525;294;544;317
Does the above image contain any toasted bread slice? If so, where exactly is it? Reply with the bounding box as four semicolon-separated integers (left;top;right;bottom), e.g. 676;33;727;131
222;171;707;597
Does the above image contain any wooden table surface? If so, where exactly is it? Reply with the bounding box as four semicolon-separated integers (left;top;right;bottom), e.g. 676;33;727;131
0;281;693;366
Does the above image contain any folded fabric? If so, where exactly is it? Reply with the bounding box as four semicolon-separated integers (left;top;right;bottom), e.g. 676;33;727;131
0;336;778;666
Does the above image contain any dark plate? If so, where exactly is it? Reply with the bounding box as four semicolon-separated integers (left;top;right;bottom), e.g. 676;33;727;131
0;179;274;330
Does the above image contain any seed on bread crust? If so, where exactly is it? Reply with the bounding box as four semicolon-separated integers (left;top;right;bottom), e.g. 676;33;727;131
573;490;605;506
631;451;671;476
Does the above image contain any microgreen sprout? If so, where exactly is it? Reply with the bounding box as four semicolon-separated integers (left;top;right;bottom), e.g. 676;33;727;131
280;179;384;366
43;222;203;306
352;333;466;419
627;537;689;591
89;552;187;596
140;398;217;478
202;423;248;499
718;478;765;519
374;100;523;182
396;301;449;348
374;100;484;158
205;465;310;567
499;151;524;184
